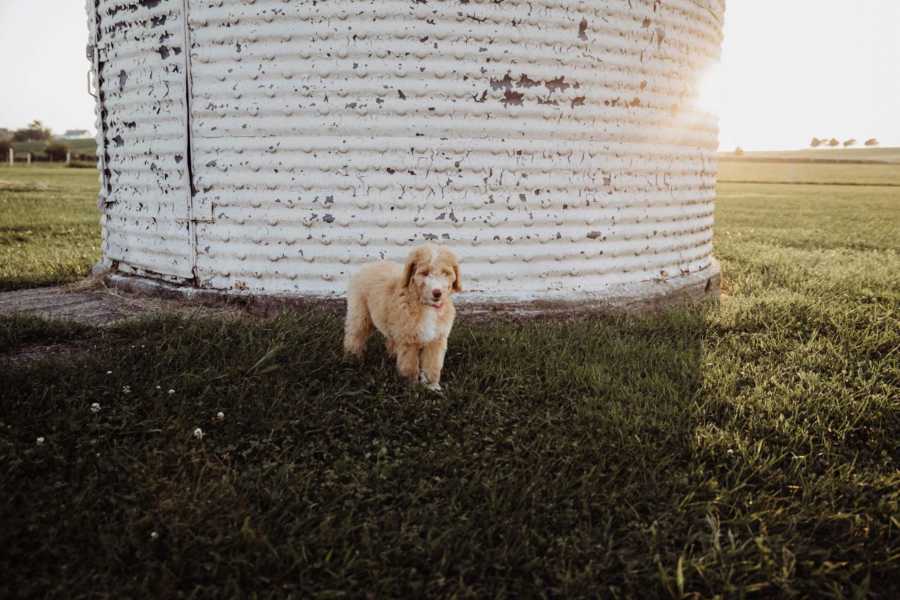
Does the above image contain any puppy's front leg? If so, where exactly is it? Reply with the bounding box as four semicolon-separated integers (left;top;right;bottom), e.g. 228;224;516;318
420;337;447;391
395;343;420;383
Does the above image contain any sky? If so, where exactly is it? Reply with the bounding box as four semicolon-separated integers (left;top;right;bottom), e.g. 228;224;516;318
1;0;898;150
0;0;96;135
711;0;900;150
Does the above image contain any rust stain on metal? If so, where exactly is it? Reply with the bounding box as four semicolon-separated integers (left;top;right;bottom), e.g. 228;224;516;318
502;89;525;107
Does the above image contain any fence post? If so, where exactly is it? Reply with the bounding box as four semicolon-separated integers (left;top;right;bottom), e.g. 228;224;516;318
7;148;11;166
66;151;72;165
27;152;32;166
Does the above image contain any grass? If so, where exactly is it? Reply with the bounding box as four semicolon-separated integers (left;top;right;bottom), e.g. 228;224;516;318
718;162;900;186
0;166;101;291
1;157;898;598
718;146;900;186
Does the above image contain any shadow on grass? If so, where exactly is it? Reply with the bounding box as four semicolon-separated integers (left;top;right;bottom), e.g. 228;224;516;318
0;304;896;597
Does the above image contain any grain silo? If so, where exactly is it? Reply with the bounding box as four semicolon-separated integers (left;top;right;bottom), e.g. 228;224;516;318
86;0;724;311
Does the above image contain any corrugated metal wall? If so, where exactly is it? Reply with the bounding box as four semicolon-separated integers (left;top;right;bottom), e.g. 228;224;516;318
93;0;725;300
91;0;194;282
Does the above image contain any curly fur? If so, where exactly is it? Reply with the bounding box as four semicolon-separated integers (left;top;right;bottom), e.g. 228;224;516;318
343;244;461;390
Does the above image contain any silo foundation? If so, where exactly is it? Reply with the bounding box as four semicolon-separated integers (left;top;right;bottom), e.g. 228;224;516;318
99;258;720;317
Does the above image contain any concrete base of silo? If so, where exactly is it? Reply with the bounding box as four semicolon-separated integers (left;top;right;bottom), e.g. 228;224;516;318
98;259;720;318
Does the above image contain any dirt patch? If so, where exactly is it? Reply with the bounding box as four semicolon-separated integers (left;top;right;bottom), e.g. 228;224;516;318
0;285;139;326
0;279;256;365
0;277;250;327
0;342;91;367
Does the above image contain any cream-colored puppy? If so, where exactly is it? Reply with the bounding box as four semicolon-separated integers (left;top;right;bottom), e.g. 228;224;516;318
343;244;461;390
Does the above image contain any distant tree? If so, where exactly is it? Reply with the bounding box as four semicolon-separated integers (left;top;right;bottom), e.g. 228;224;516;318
0;139;11;158
828;138;840;147
12;120;52;142
734;147;744;156
864;138;880;147
810;137;822;148
843;139;857;148
45;142;70;162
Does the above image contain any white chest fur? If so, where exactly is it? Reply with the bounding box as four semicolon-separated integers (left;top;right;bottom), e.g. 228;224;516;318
418;309;441;343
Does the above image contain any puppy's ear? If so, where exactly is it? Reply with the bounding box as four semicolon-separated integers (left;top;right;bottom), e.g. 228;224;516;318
403;248;421;287
451;258;463;293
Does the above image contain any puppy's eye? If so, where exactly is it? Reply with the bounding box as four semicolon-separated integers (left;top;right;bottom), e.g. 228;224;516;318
420;270;430;277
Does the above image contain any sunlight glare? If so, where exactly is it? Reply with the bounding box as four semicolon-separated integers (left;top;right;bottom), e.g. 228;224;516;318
695;61;725;117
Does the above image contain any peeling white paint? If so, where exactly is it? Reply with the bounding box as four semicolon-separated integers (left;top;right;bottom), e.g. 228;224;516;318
89;0;195;282
89;0;725;302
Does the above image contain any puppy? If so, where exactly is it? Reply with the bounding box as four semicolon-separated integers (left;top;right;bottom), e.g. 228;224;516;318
343;244;461;391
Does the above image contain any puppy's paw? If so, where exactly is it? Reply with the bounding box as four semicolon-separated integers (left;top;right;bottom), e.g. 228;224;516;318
417;370;443;393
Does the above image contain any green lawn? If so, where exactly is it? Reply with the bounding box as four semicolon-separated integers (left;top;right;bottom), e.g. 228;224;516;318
0;166;100;291
0;160;898;598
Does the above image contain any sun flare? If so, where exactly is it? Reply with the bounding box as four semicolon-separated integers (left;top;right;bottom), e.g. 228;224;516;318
695;61;725;117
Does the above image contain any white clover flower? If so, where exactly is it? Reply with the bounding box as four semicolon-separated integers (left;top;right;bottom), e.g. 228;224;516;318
156;385;161;390
106;370;113;375
90;402;101;413
122;385;131;394
36;436;45;445
216;411;225;421
193;427;204;440
168;389;175;395
150;531;159;540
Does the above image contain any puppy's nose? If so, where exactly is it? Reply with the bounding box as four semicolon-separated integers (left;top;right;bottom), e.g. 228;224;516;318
432;289;442;299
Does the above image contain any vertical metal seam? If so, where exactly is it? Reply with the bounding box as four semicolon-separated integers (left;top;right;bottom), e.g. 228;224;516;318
180;0;200;286
89;0;111;204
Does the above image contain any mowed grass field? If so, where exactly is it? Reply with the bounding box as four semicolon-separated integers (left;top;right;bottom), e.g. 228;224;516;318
0;167;101;291
718;147;900;186
1;157;898;598
718;161;900;186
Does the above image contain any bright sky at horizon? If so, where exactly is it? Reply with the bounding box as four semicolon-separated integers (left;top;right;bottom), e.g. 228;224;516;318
712;0;900;150
1;0;898;150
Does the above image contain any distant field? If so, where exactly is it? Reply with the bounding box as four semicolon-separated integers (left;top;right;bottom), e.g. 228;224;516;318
718;160;900;186
0;166;100;290
717;146;900;186
719;146;900;163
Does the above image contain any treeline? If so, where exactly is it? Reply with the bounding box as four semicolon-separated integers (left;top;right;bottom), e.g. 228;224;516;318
7;120;53;142
0;120;96;163
810;137;879;148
